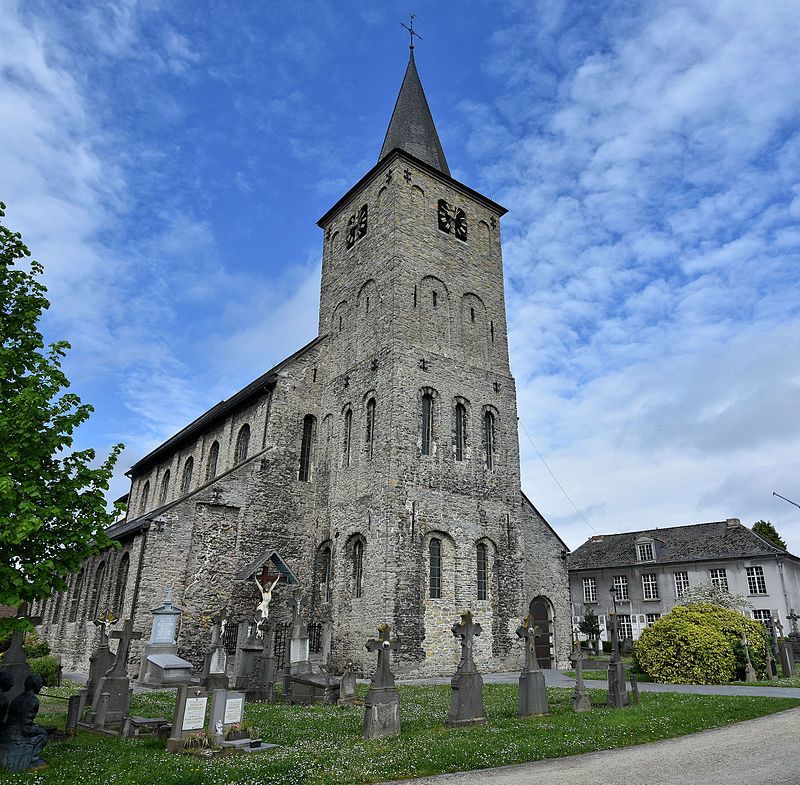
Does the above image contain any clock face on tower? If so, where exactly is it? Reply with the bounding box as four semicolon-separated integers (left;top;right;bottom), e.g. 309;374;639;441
345;204;369;249
437;199;467;241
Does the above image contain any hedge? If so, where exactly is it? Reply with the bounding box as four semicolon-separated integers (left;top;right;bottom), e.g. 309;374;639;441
27;655;61;686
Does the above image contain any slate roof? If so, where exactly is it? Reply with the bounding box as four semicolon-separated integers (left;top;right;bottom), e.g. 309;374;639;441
127;335;325;477
378;51;450;175
568;520;797;570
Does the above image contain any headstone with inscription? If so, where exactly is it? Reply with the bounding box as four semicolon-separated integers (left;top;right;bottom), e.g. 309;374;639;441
138;588;192;687
446;611;487;728
166;685;209;753
200;610;229;692
516;615;548;716
363;625;400;740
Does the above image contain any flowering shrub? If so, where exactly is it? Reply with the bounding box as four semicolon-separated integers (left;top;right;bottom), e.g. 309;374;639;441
635;603;768;684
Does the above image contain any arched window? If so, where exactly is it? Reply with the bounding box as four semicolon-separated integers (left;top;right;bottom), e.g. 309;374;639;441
455;402;467;462
343;408;353;467
429;538;442;599
365;398;376;459
90;561;106;620
299;415;316;481
321;546;332;603
206;441;219;481
180;457;194;494
68;570;84;623
114;553;130;614
421;393;433;455
484;411;495;470
140;481;150;514
477;543;488;601
353;539;364;598
235;424;250;464
52;591;63;624
158;469;171;506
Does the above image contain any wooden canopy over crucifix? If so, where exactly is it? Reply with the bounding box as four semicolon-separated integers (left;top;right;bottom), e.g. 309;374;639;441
235;547;299;627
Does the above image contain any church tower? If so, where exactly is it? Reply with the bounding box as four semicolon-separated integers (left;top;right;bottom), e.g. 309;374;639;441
314;47;525;674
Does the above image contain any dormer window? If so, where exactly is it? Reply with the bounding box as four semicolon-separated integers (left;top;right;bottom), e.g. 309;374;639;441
637;542;654;562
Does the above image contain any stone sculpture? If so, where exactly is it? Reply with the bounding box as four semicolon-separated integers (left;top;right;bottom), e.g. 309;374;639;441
0;675;48;772
446;611;487;727
516;615;548;716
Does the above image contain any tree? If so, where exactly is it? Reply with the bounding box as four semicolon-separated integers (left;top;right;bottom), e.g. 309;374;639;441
752;519;786;550
0;202;123;634
677;581;751;612
578;607;601;641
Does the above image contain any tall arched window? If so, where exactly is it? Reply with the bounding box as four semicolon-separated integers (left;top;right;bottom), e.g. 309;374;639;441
322;546;332;603
365;398;376;459
235;424;250;464
206;441;219;481
484;411;495;470
429;538;442;599
299;415;316;481
68;570;84;622
90;561;106;620
52;591;63;624
180;457;194;494
455;402;467;462
140;480;150;514
353;539;364;598
159;469;171;506
477;543;488;601
114;553;130;614
421;393;433;455
343;409;352;467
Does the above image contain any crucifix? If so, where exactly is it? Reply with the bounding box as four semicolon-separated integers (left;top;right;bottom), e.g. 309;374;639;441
516;614;542;672
400;14;422;51
94;609;119;646
108;619;143;678
252;564;281;630
209;608;227;647
452;610;482;672
365;623;400;688
788;608;800;637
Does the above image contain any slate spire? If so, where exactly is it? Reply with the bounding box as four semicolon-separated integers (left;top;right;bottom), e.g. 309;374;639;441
378;49;451;176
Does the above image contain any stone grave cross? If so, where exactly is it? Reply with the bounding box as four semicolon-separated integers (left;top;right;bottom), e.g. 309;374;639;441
569;639;591;712
210;609;227;648
452;610;481;673
365;624;400;689
3;604;41;701
515;615;543;672
108;619;143;678
787;609;800;637
740;633;757;682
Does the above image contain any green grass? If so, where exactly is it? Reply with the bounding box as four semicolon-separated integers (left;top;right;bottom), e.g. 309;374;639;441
4;683;798;785
565;671;800;687
727;676;800;688
564;670;654;682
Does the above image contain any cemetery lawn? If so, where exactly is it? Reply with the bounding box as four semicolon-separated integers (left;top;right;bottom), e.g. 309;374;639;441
6;683;800;785
564;670;654;681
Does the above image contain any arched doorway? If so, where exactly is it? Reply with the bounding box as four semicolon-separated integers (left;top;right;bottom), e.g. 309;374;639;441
529;596;554;668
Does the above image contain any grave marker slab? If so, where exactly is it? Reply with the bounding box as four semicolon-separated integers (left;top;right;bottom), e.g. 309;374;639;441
200;609;229;691
339;661;357;705
166;685;209;753
516;615;548;716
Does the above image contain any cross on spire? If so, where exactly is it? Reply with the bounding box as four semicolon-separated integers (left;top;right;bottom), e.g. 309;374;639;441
401;14;422;51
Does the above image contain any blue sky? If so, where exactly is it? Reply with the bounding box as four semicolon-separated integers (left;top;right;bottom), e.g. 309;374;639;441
3;0;800;553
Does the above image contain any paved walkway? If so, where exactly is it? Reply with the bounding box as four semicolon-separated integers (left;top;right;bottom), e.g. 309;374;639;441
380;707;800;784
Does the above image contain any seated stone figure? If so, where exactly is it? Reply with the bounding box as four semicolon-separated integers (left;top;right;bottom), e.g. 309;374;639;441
0;674;48;772
0;672;14;727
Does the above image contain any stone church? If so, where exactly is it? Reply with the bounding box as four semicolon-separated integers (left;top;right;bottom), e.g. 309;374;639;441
37;48;570;677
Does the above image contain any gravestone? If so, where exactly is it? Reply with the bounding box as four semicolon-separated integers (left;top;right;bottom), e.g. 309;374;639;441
208;689;245;746
166;685;209;753
446;611;487;728
765;641;778;680
0;675;48;773
289;671;340;705
1;605;40;702
363;624;400;740
773;618;795;678
200;609;229;692
339;661;357;705
246;619;277;703
569;640;591;713
787;609;800;663
629;673;640;704
284;591;311;701
234;620;262;690
606;613;629;708
87;610;118;703
65;692;86;735
86;618;142;730
138;588;192;687
741;633;757;682
516;615;548;716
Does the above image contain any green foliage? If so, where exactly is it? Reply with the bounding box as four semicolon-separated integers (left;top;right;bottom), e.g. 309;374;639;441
578;608;600;639
635;603;769;684
23;629;50;657
677;581;751;611
0;202;124;634
752;519;786;550
27;654;60;685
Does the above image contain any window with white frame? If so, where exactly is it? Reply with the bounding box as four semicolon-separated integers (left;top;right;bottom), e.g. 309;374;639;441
674;571;689;598
637;542;654;562
646;613;661;626
642;573;659;600
613;575;629;601
583;577;597;603
746;566;767;595
752;609;772;625
709;568;728;591
617;614;633;638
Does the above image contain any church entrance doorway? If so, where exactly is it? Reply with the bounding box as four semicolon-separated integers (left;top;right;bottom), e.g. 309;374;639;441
529;596;554;668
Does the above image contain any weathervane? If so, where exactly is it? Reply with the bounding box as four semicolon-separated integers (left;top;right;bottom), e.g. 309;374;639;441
401;14;422;50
